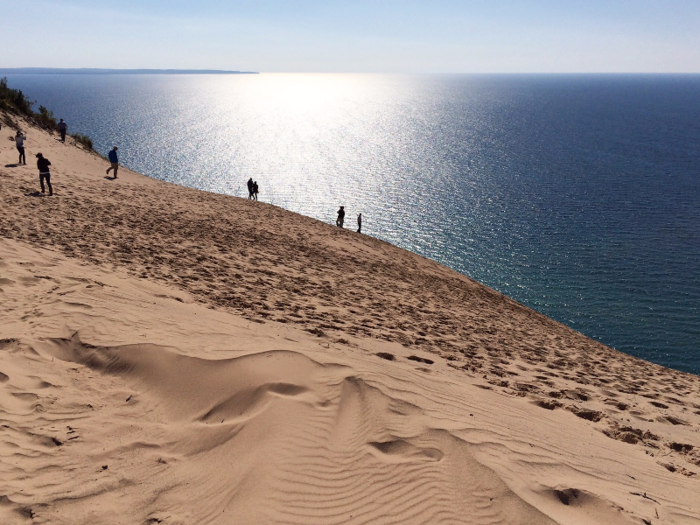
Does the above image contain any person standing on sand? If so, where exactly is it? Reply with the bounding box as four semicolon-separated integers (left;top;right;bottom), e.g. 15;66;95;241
336;206;345;228
357;213;362;233
247;177;254;199
57;119;68;142
15;130;26;164
36;153;53;196
106;147;119;178
253;181;259;201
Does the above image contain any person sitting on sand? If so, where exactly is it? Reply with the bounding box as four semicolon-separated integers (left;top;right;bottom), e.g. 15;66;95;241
357;213;362;233
106;147;119;178
247;177;254;199
253;181;259;201
36;153;53;196
57;119;68;142
15;130;26;165
336;206;345;228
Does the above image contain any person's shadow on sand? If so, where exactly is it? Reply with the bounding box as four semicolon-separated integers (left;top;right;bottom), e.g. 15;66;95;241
25;191;44;197
5;163;18;168
104;176;117;181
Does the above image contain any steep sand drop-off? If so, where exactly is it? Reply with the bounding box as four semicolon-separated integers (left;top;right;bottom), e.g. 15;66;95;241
1;116;699;524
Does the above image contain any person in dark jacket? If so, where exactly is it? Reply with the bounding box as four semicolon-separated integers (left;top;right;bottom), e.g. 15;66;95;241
253;181;259;201
106;146;119;178
357;213;362;233
336;206;345;228
57;119;68;142
247;177;254;199
36;153;53;196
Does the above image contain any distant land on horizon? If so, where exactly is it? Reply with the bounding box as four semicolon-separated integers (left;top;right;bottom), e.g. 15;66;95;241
4;69;699;77
0;68;258;75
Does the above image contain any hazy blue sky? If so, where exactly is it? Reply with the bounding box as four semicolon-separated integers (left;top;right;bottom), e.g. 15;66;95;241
1;0;699;72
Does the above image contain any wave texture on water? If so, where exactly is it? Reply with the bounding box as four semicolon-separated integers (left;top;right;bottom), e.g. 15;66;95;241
5;73;699;374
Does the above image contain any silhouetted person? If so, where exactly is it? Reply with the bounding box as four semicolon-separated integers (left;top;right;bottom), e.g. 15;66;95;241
106;147;119;178
57;119;68;142
253;181;259;201
36;153;52;196
247;177;254;199
336;206;345;228
357;213;362;233
15;130;26;164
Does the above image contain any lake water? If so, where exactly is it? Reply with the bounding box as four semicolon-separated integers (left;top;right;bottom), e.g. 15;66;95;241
4;73;699;374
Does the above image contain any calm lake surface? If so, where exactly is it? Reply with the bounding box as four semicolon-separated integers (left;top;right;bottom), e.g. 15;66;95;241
4;73;699;374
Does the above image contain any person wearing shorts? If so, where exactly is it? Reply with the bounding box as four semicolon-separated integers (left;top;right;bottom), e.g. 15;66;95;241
36;153;53;196
106;146;119;178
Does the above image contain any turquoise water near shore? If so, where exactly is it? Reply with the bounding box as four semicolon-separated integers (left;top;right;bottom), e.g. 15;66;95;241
4;73;699;374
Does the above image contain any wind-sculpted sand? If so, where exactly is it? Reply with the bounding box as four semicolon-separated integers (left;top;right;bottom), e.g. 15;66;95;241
1;116;699;524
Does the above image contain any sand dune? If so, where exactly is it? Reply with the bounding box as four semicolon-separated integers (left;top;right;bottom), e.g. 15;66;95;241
43;335;556;524
1;116;699;524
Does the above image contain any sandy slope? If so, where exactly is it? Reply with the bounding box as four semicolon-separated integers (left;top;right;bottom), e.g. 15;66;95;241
1;116;699;524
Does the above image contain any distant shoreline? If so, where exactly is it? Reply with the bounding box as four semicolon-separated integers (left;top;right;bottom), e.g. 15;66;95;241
0;68;259;75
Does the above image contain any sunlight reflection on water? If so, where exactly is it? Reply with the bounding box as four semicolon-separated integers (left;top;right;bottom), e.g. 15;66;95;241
5;73;700;373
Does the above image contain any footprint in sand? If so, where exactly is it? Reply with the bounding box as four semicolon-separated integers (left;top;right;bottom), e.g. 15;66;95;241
408;355;434;365
368;439;444;462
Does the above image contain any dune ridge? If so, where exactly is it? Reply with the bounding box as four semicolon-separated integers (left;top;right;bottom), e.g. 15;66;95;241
1;116;699;524
43;334;559;524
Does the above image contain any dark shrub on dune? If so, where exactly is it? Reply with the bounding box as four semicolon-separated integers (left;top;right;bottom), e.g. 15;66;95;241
0;77;33;115
35;105;57;130
71;133;94;150
1;77;93;149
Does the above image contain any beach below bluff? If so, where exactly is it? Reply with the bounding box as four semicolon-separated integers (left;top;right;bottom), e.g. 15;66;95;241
1;116;699;524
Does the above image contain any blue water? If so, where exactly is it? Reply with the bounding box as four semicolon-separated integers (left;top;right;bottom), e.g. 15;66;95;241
4;73;699;374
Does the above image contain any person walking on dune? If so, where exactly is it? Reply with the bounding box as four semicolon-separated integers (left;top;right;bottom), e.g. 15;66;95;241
57;119;68;142
253;181;259;201
247;177;254;199
36;153;53;196
357;213;362;233
336;206;345;228
15;130;26;164
106;146;119;178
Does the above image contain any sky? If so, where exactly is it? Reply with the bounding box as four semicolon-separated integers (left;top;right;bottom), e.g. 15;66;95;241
1;0;699;73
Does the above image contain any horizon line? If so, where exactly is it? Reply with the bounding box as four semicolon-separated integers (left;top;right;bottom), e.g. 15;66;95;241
1;68;700;76
0;67;259;75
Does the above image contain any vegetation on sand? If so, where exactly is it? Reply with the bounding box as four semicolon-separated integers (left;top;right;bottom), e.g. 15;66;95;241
0;77;33;115
71;133;94;150
0;77;94;151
